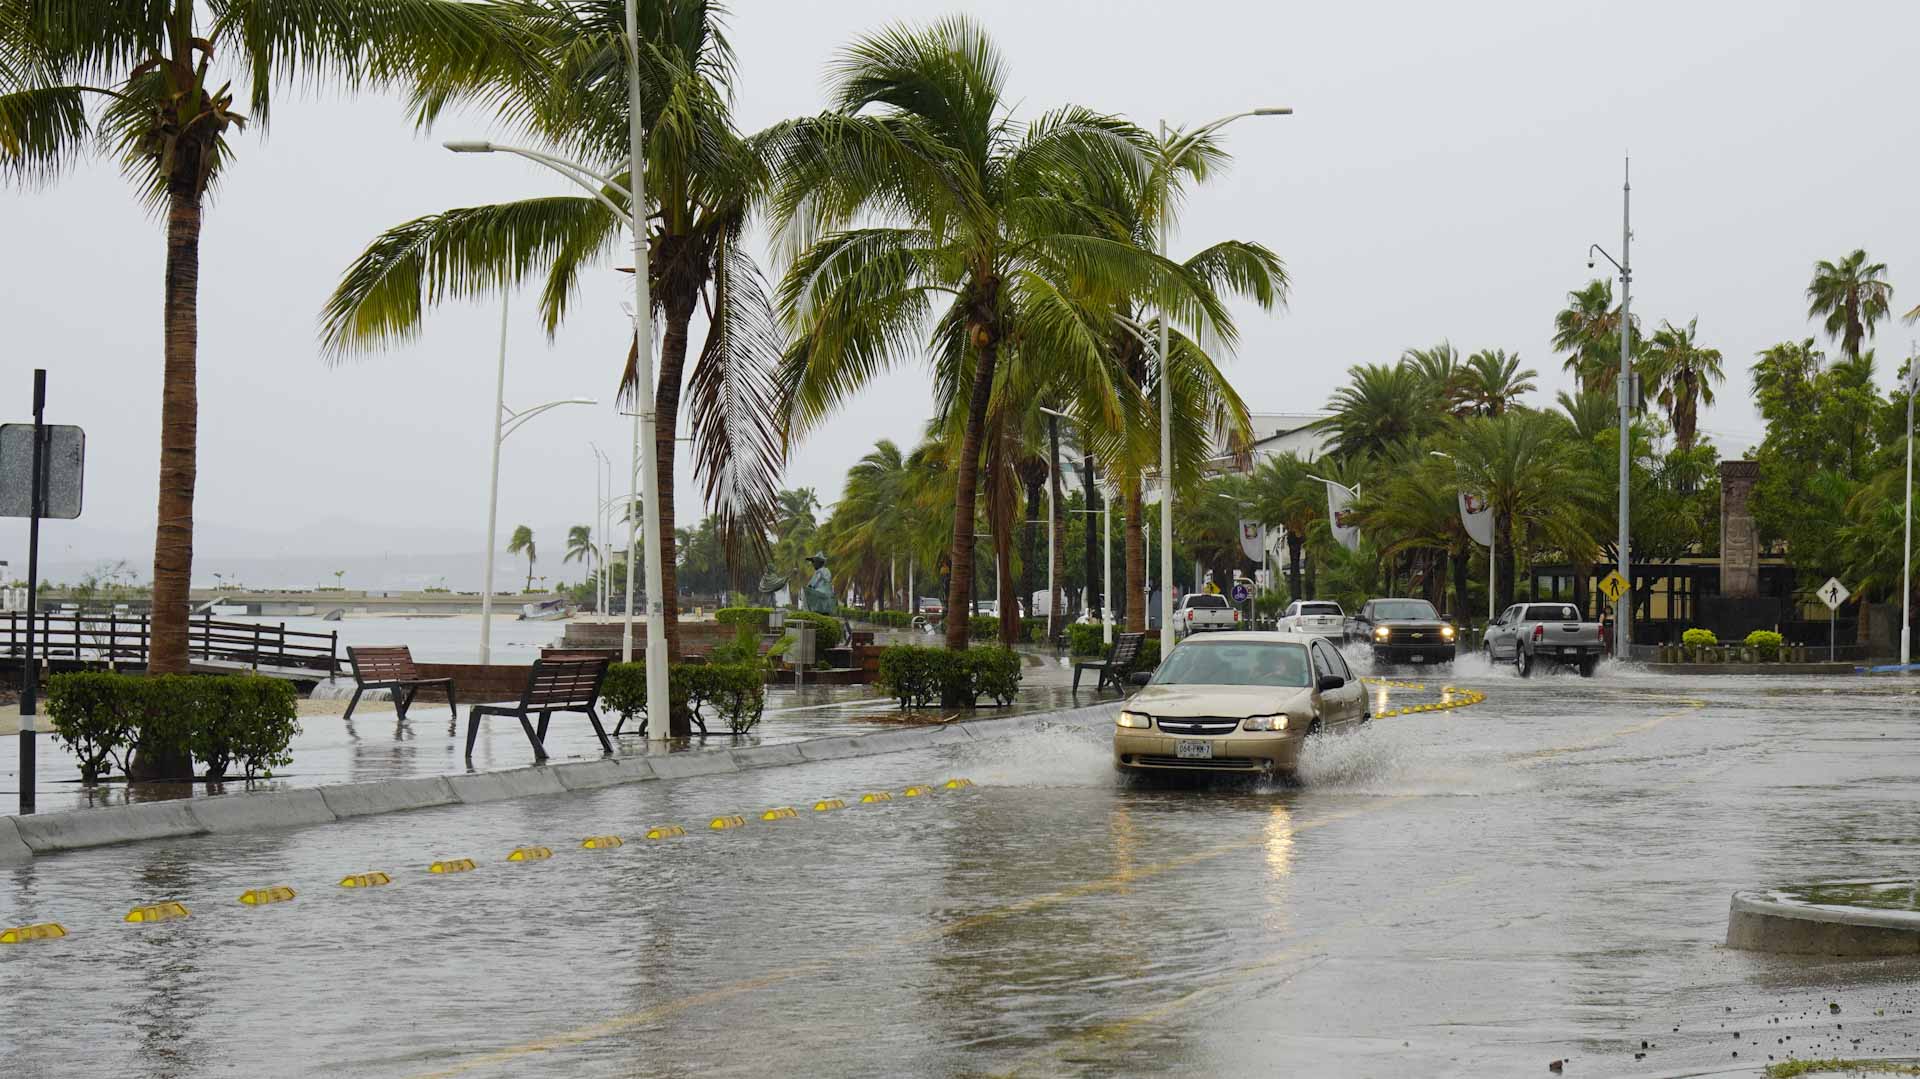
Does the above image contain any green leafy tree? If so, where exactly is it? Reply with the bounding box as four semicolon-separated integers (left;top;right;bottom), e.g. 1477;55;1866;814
1552;279;1640;397
1403;341;1469;416
1460;349;1537;417
563;524;596;569
1639;318;1724;455
1443;410;1600;610
1;0;508;681
1319;363;1444;460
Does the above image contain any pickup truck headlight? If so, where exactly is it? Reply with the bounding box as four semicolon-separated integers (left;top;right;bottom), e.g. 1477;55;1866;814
1242;714;1291;732
1373;626;1391;640
1440;625;1456;639
1116;710;1153;729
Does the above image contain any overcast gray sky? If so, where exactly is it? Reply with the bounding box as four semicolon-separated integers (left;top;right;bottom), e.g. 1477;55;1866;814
4;0;1917;590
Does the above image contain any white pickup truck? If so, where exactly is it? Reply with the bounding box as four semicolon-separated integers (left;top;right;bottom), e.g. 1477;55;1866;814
1484;602;1606;677
1173;593;1240;637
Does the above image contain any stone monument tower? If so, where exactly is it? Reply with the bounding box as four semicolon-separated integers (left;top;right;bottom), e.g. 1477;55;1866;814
1720;460;1760;598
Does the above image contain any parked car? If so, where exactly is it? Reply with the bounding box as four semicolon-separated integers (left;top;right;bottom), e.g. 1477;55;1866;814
1277;600;1345;639
917;598;945;618
1173;592;1240;637
1113;632;1366;777
1345;598;1456;666
975;600;999;618
1484;602;1605;677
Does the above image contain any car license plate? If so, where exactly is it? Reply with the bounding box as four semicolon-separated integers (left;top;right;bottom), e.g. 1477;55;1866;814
1175;740;1213;760
1410;654;1425;663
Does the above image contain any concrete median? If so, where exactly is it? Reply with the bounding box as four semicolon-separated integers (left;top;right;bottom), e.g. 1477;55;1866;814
647;752;740;780
553;758;631;791
188;790;337;834
320;777;458;819
447;766;569;804
13;800;206;854
0;816;31;863
729;743;806;769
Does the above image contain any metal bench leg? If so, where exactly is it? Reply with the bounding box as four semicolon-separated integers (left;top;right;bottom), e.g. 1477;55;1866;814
536;711;551;743
585;708;613;754
396;686;416;721
343;686;364;722
464;711;482;759
446;682;459;718
518;713;548;760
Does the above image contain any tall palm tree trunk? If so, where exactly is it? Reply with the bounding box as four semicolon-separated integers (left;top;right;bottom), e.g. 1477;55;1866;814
1123;479;1146;633
1286;533;1304;602
1050;466;1066;627
1021;477;1043;619
137;182;203;780
944;335;999;653
653;291;700;676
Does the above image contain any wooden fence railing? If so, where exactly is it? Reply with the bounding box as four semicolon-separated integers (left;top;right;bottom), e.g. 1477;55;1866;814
0;612;338;675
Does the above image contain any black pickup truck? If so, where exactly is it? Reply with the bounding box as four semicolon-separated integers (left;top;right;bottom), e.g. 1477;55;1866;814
1346;598;1457;666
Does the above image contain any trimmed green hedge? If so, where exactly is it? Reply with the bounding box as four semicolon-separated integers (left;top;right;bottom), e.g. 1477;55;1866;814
601;661;766;735
875;645;1023;709
714;607;844;651
1744;629;1784;661
45;672;299;782
1068;622;1105;656
1682;627;1717;649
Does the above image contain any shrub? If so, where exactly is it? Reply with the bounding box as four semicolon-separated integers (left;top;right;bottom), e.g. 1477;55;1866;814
601;662;767;736
876;645;1024;708
1681;628;1717;650
44;672;300;782
1068;622;1106;657
1745;629;1784;661
714;607;844;651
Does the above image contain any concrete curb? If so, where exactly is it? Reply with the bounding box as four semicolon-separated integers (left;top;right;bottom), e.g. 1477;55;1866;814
0;700;1120;860
1727;888;1920;956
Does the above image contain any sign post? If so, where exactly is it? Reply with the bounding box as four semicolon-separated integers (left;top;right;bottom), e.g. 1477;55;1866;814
1818;577;1849;664
1;370;86;815
1231;577;1254;630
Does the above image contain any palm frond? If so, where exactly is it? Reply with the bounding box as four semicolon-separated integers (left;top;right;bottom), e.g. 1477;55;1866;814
687;235;782;565
0;83;89;184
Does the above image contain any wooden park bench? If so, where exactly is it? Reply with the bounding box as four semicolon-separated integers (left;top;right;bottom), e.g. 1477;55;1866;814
344;645;456;722
465;656;613;761
1072;632;1146;695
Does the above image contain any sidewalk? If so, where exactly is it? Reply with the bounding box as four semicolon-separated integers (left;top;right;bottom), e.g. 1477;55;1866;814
0;653;1093;814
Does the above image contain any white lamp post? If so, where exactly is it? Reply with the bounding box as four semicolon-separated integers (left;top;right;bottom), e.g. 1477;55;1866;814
1588;157;1633;660
447;122;668;740
477;294;594;664
1902;357;1917;668
1155;107;1291;657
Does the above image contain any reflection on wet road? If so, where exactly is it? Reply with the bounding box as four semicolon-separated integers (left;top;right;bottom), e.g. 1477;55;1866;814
7;656;1920;1077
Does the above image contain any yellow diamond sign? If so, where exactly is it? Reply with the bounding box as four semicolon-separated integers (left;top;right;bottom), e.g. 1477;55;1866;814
1598;571;1629;603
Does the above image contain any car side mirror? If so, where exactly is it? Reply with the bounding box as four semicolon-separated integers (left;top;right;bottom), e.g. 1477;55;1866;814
1316;674;1345;692
1129;671;1152;686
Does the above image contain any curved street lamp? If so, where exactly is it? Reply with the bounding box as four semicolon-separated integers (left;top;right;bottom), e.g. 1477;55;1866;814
1155;107;1291;657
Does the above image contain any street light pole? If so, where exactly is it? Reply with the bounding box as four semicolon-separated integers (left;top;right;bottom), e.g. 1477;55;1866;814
1155;107;1290;657
1588;157;1633;661
1903;357;1916;668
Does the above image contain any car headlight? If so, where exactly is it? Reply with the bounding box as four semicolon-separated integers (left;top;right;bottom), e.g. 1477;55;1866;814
1116;710;1153;729
1241;714;1291;732
1374;626;1391;639
1440;625;1456;639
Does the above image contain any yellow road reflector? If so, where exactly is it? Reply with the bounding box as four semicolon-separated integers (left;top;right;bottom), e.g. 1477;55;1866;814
943;778;974;789
429;859;478;874
581;835;625;849
860;792;892;803
0;922;67;943
645;825;686;840
813;799;846;812
124;901;191;923
760;807;798;821
902;785;932;798
339;873;393;889
506;846;553;862
238;886;295;906
709;815;747;830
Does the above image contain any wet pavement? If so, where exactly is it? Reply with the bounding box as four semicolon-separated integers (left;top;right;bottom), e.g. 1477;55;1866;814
6;655;1920;1076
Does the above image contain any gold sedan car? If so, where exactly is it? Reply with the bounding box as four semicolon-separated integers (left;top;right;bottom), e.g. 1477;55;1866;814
1113;632;1368;777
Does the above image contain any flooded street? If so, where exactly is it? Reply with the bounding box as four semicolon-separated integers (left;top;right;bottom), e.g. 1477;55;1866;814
6;659;1920;1077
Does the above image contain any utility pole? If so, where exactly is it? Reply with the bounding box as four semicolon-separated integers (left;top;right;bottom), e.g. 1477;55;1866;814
1903;353;1916;668
1614;158;1633;661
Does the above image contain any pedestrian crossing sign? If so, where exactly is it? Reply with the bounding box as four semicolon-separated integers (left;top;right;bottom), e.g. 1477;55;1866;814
1598;571;1629;603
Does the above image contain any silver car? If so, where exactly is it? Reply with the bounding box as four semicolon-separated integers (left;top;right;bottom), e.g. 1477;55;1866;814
1277;600;1345;639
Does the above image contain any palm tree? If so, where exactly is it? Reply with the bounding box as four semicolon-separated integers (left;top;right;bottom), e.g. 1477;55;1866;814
563;524;596;570
507;525;537;590
1403;342;1469;416
1320;363;1443;460
1445;410;1600;610
2;0;505;681
1460;349;1537;416
320;0;784;666
768;17;1224;651
1553;279;1639;396
1556;390;1616;444
1640;318;1724;454
825;439;912;609
1249;453;1323;602
1806;249;1893;358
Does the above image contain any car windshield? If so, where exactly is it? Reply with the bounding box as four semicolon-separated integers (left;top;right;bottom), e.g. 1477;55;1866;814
1525;604;1581;621
1152;641;1312;688
1300;603;1342;616
1183;594;1229;609
1372;600;1438;620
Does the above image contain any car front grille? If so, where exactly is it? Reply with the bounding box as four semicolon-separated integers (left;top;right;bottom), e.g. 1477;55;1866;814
1152;717;1243;735
1131;755;1264;771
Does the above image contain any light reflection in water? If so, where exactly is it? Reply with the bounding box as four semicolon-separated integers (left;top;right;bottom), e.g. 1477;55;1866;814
1263;804;1296;931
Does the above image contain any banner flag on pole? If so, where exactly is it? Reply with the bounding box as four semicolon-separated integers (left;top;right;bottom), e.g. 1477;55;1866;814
1458;491;1495;548
1323;480;1361;552
1238;520;1266;563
